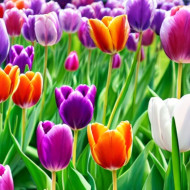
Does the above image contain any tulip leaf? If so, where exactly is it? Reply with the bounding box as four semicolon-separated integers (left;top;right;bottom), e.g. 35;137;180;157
164;159;174;190
171;117;181;190
181;162;188;190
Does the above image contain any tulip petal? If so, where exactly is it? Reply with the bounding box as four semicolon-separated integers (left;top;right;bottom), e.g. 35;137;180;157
108;15;129;52
102;16;113;27
88;19;113;53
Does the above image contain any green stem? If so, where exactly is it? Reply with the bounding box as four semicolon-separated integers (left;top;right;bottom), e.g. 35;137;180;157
4;98;13;130
11;37;14;46
40;46;48;120
112;170;117;190
52;171;56;190
87;49;92;85
22;108;26;150
102;55;113;125
177;63;183;99
0;102;3;132
72;130;78;168
107;33;143;129
68;34;72;55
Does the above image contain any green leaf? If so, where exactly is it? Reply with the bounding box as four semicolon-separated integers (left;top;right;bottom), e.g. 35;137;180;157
164;159;174;190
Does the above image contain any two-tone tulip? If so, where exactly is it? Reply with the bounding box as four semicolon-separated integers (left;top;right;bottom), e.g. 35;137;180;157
40;1;60;15
64;51;79;71
0;64;20;103
12;71;43;108
79;5;96;19
112;53;121;69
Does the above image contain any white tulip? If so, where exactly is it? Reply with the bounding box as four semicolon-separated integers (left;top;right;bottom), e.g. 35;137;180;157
148;94;190;152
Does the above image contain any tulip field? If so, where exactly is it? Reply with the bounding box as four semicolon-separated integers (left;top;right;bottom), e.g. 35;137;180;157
0;0;190;190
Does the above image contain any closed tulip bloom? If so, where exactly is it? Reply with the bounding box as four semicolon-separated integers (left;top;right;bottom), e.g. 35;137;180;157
22;15;36;42
72;0;94;8
4;8;25;36
30;0;45;15
35;12;62;46
87;121;133;170
59;8;82;33
112;8;125;17
151;9;166;35
65;3;76;9
55;84;97;130
0;165;14;190
160;6;190;63
148;95;190;152
0;3;5;18
142;28;155;46
0;64;20;103
91;1;104;18
106;0;124;9
37;121;73;172
79;5;96;19
98;7;112;20
12;71;43;108
88;15;130;54
40;1;61;15
112;53;121;69
78;17;96;49
126;33;139;52
65;51;79;71
125;0;157;32
0;19;10;65
7;45;34;73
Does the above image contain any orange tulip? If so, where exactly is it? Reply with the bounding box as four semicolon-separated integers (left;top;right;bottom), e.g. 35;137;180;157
88;15;130;54
12;71;43;108
87;121;132;170
5;0;30;10
0;64;20;103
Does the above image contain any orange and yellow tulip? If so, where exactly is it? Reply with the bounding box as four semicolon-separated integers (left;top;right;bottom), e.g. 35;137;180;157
88;15;130;54
87;121;132;170
12;71;43;109
0;64;20;103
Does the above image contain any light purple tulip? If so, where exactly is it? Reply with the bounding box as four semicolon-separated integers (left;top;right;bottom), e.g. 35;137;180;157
37;121;73;172
112;53;121;69
91;1;104;18
112;8;125;17
98;7;112;20
79;5;96;19
105;0;124;9
65;51;79;71
40;1;61;15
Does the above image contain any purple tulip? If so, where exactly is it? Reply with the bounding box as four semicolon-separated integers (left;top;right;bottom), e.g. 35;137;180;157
142;28;155;46
151;9;166;35
125;0;157;32
23;8;34;17
55;84;97;130
98;7;112;20
72;0;94;8
65;51;79;71
22;15;36;42
65;3;76;9
112;53;121;69
59;8;82;33
35;12;62;46
40;1;61;15
7;45;34;73
30;0;45;15
126;33;139;52
54;0;72;8
78;17;96;49
91;1;104;18
37;121;73;172
78;5;96;19
0;19;10;65
105;0;124;9
112;8;125;17
0;165;14;190
160;6;190;63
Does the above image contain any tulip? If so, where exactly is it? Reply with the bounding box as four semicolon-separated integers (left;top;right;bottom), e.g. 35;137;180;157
4;0;30;10
98;7;112;20
78;17;96;49
7;45;34;73
0;64;20;103
142;28;155;46
148;94;190;152
0;3;5;18
12;71;43;108
126;33;139;52
112;53;121;69
79;5;96;19
37;121;73;190
22;15;36;43
64;51;79;71
91;1;104;18
54;0;72;8
23;8;33;17
40;1;61;15
0;164;14;190
112;8;125;17
88;121;132;189
125;0;157;32
30;0;45;15
0;19;10;65
72;0;94;8
106;0;124;9
65;3;76;9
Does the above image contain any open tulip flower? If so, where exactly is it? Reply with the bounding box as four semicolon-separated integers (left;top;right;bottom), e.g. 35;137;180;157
88;15;130;54
148;94;190;152
12;71;43;109
0;64;20;103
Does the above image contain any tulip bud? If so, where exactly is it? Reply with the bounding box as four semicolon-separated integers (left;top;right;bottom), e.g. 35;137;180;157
12;71;43;108
35;12;62;46
142;29;155;46
91;1;104;18
98;7;112;20
55;84;97;130
106;0;124;9
7;45;34;73
64;51;79;71
112;53;121;69
112;8;125;17
37;121;73;172
0;3;5;18
79;5;96;19
30;0;45;15
59;8;82;33
40;1;61;15
0;19;10;65
0;64;20;103
72;0;94;8
126;33;139;52
0;164;14;190
4;8;25;36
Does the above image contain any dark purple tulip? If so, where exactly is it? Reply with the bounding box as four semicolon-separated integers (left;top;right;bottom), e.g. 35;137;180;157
23;8;34;17
22;15;36;42
78;17;96;49
7;45;34;73
142;28;155;46
126;33;139;52
98;7;112;20
40;1;61;15
55;84;97;130
160;2;174;11
112;8;125;17
79;5;96;19
30;0;45;15
0;19;10;65
54;0;72;8
37;121;73;172
65;51;79;71
151;9;166;35
0;165;14;190
91;1;104;18
112;53;121;69
125;0;157;32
